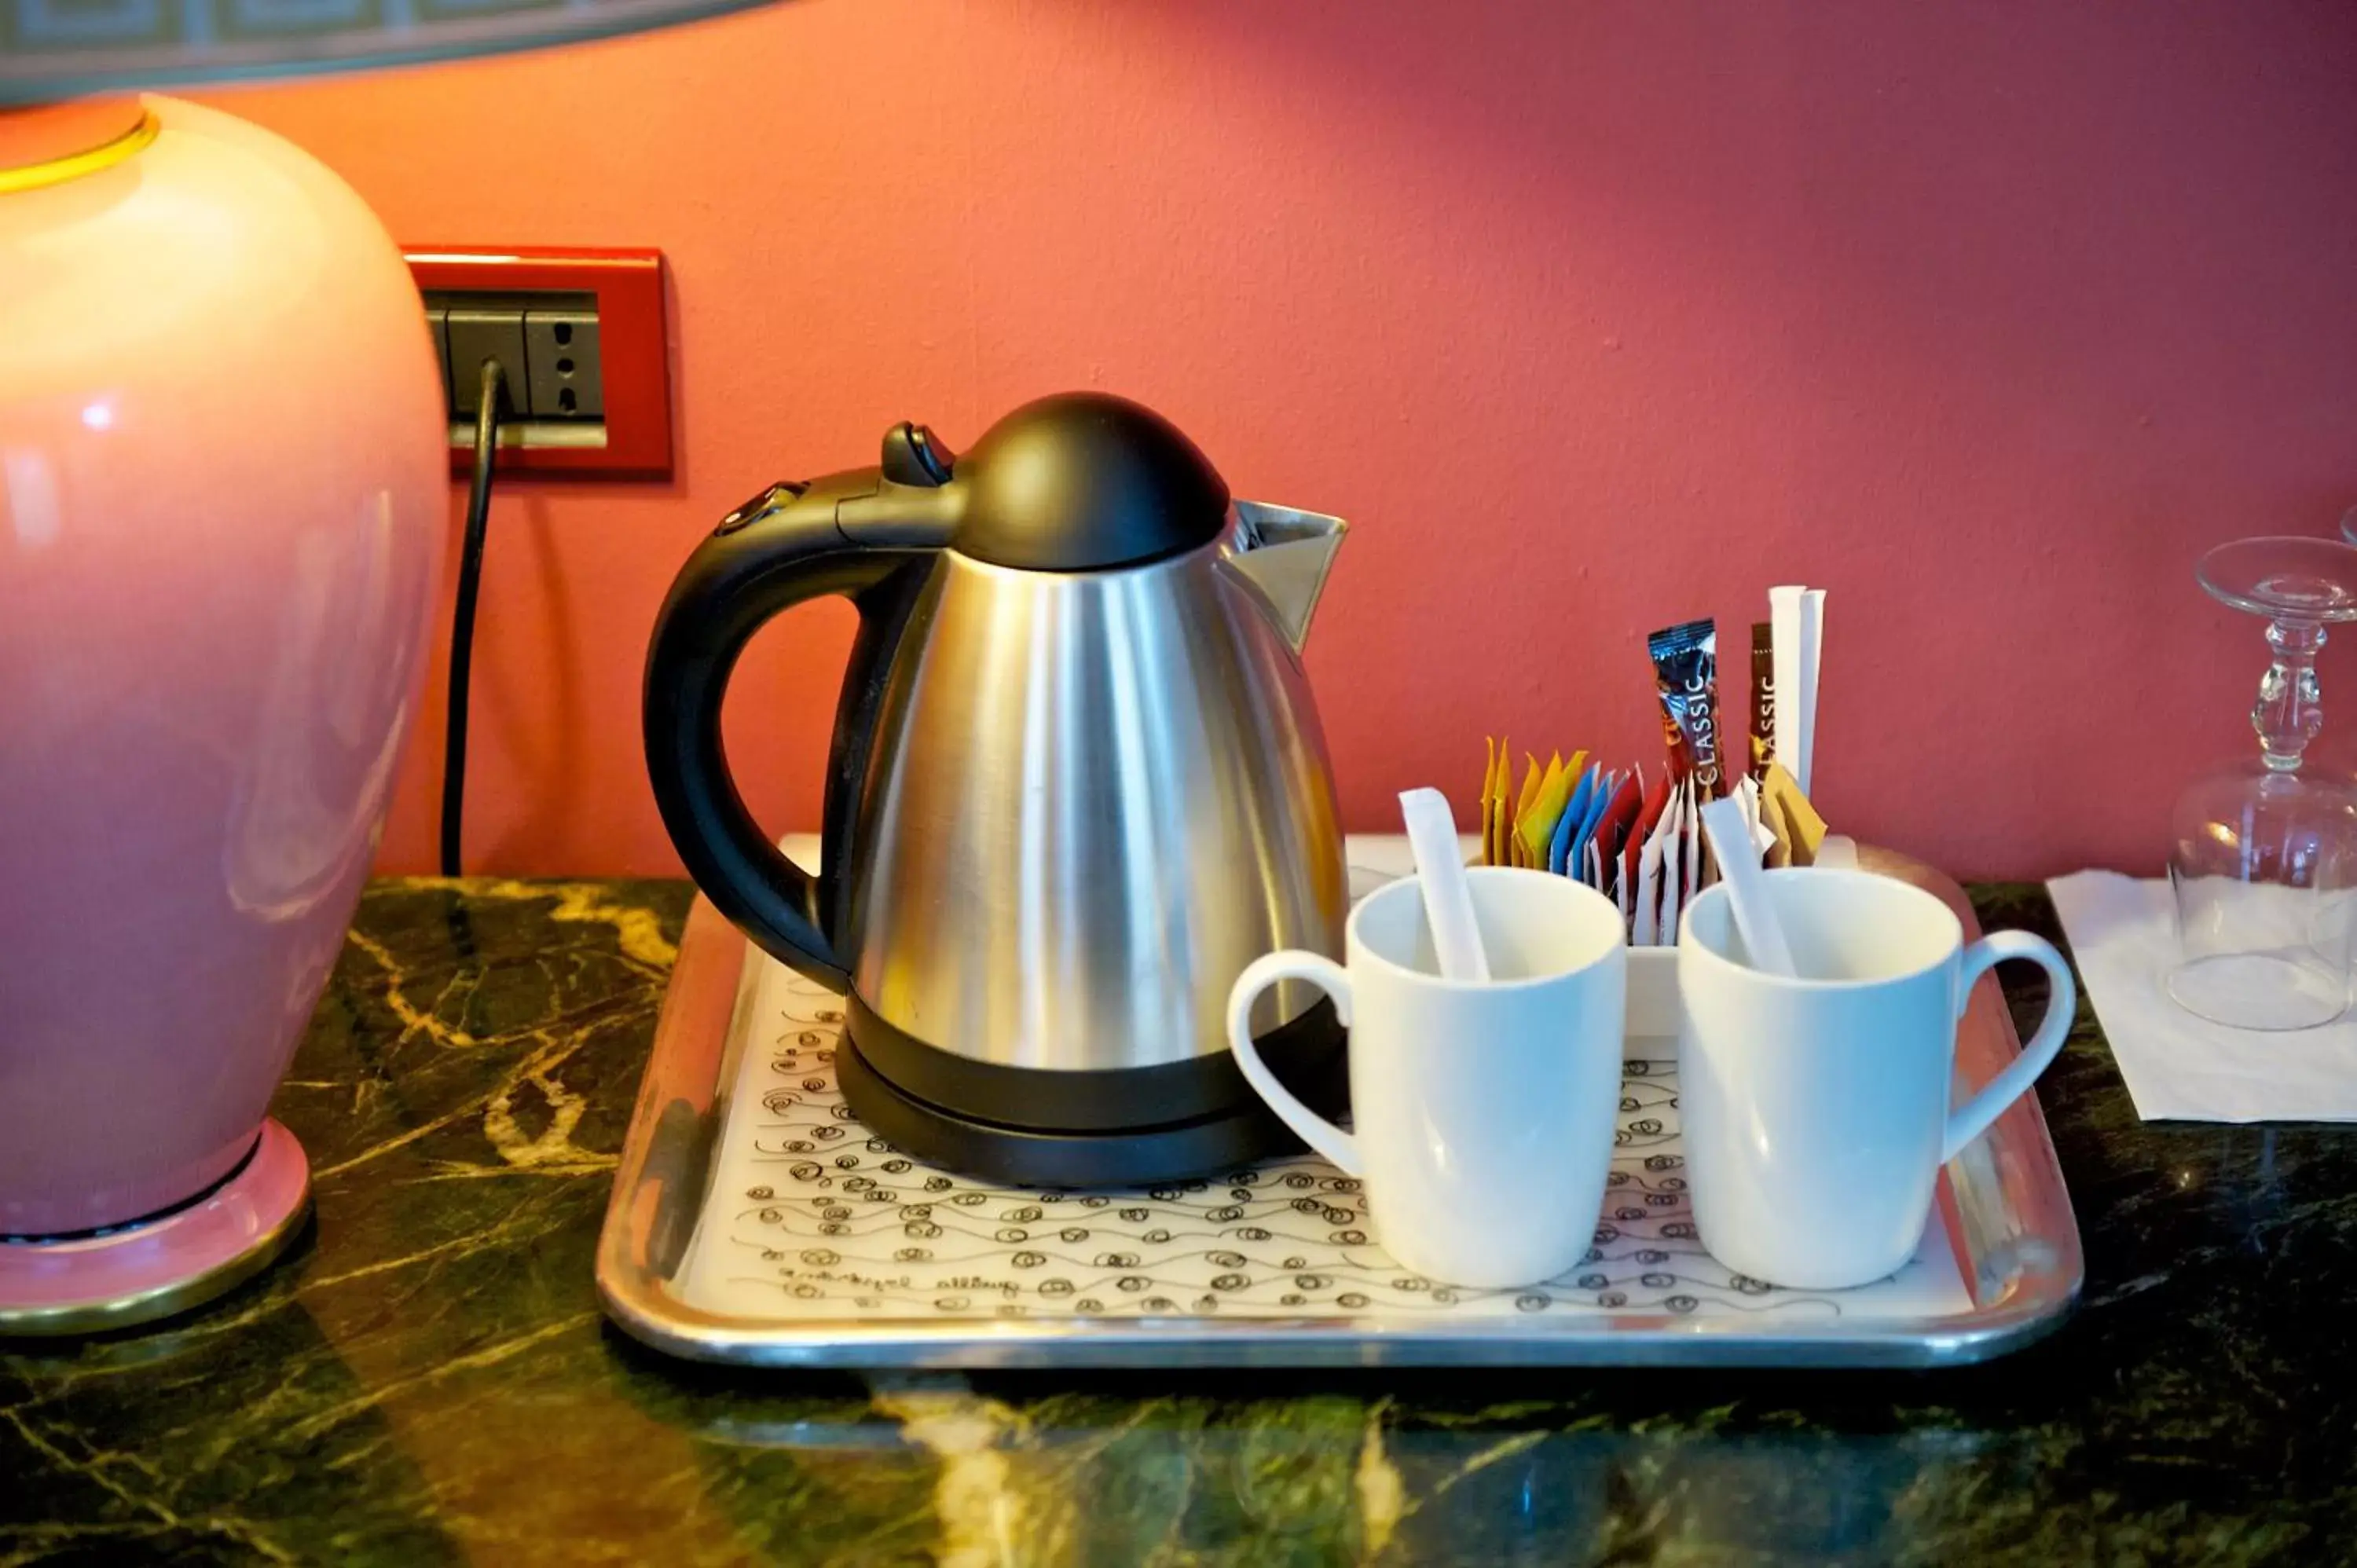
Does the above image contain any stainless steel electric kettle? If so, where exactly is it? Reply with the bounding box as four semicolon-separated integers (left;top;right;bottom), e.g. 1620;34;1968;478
644;392;1349;1185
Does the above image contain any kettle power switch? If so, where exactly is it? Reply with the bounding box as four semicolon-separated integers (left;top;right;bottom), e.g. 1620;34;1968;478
911;425;956;482
880;422;955;487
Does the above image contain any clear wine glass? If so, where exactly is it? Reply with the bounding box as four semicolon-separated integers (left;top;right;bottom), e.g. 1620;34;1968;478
2168;537;2357;1030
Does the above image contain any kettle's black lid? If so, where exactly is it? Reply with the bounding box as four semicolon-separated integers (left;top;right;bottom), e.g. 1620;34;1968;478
951;392;1230;572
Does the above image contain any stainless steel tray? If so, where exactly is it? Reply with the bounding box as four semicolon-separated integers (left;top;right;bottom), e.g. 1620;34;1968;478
597;838;2080;1368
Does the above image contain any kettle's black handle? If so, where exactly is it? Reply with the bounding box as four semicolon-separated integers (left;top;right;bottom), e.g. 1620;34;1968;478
643;468;955;991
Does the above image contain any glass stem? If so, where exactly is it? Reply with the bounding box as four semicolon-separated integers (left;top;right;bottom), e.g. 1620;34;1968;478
2256;617;2326;774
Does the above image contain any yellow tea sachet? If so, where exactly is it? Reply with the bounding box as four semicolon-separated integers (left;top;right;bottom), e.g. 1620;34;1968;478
1491;738;1514;865
1486;738;1513;866
1503;753;1530;866
1508;753;1540;866
1515;749;1584;868
1759;760;1827;867
1505;753;1543;866
1518;749;1556;863
1480;737;1501;866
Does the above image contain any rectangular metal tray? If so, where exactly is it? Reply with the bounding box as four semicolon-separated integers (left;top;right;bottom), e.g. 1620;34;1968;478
597;838;2080;1368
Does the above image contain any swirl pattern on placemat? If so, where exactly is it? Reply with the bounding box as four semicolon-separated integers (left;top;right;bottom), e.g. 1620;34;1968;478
674;969;1961;1324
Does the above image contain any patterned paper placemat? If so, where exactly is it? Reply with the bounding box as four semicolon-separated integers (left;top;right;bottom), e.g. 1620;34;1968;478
673;848;1970;1325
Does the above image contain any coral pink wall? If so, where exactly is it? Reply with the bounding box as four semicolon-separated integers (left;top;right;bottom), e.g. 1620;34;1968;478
200;0;2357;881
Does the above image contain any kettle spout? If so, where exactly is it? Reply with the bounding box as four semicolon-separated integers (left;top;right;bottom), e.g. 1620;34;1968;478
1226;501;1348;654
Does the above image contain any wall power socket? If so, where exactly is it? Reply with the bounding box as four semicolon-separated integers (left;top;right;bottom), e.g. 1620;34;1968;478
408;247;669;479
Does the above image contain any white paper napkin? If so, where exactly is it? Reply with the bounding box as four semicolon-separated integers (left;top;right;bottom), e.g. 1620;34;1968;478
2047;870;2357;1121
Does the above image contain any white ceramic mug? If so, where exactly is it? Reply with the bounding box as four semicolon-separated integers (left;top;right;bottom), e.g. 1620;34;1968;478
1226;867;1627;1288
1677;868;2077;1291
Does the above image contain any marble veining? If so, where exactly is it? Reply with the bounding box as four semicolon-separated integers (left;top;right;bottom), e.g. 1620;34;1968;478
4;878;2354;1565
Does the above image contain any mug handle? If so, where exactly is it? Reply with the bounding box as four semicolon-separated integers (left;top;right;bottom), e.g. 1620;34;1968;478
1941;930;2078;1163
1227;951;1364;1177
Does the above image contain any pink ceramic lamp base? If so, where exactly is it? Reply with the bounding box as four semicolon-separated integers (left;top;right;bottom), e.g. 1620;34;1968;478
0;1122;311;1336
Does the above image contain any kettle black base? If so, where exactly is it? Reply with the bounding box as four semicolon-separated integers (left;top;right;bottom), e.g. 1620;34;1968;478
837;998;1351;1189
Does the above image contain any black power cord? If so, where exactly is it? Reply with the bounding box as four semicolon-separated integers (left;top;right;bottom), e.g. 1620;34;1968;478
440;356;509;877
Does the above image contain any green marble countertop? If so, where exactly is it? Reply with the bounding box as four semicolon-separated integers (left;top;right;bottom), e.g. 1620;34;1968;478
5;878;2353;1565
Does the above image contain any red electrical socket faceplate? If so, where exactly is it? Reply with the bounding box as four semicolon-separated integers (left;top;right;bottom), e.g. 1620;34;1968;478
405;245;673;479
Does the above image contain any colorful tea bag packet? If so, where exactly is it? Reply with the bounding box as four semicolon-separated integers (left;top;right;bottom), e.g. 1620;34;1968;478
1731;773;1776;859
1480;737;1517;866
1515;751;1581;869
1680;775;1704;907
1636;778;1692;945
1760;759;1827;867
1508;753;1546;866
1546;761;1596;876
1618;768;1670;925
1588;769;1644;892
1461;754;1828;943
1560;764;1617;882
1466;589;1831;942
1759;777;1791;867
1630;791;1666;946
1480;737;1501;866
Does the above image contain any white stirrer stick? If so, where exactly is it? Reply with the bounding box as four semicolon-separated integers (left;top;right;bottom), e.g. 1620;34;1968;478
1400;788;1490;982
1701;793;1798;977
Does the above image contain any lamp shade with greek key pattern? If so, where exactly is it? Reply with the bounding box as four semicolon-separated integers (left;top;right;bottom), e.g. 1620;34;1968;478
1;0;770;101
